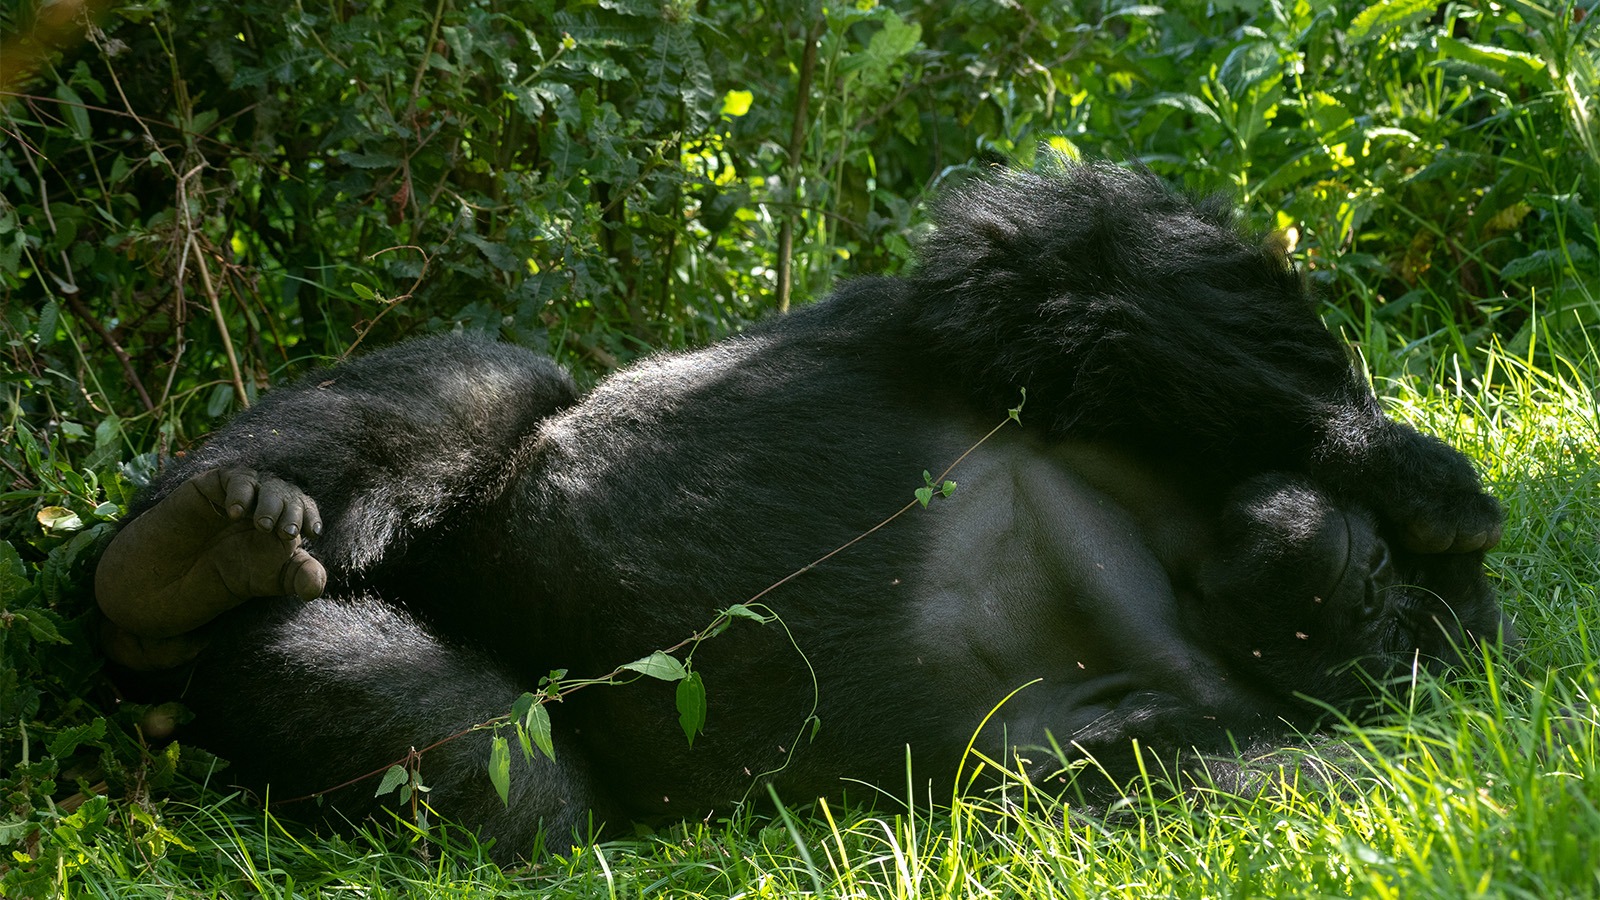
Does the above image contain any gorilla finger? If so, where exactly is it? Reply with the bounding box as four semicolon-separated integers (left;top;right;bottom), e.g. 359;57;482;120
252;478;292;534
271;485;308;540
1449;519;1503;554
1404;519;1452;554
284;548;328;601
301;494;323;539
1482;518;1504;550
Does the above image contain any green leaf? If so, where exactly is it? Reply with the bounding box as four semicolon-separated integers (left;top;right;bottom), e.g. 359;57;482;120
1009;388;1026;424
47;718;106;758
340;150;403;169
940;480;957;498
1347;0;1434;44
525;701;556;762
375;765;409;798
676;671;706;747
36;506;83;534
351;282;376;300
206;384;235;419
721;89;753;118
16;610;67;645
1146;92;1221;122
55;84;91;141
1436;36;1545;79
865;10;920;70
1501;244;1593;281
489;735;511;806
623;650;688;681
37;300;60;346
721;603;773;624
0;541;30;604
914;486;933;508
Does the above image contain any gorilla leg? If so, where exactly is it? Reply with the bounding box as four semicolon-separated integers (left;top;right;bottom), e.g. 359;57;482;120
176;594;604;862
97;467;326;670
128;333;577;579
908;161;1500;553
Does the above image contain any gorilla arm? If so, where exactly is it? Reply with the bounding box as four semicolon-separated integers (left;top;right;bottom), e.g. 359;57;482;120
907;162;1500;554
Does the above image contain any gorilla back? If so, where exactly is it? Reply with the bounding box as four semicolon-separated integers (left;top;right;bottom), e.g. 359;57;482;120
96;161;1507;861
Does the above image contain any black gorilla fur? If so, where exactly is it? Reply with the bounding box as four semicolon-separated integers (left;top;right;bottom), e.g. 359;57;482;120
99;162;1507;860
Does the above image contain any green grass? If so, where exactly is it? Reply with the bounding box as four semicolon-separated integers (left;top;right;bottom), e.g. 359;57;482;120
10;340;1599;899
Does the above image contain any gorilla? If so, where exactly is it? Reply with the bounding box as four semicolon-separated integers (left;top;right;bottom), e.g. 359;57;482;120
95;161;1507;860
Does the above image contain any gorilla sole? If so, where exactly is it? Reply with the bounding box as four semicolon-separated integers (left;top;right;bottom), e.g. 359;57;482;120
96;161;1508;861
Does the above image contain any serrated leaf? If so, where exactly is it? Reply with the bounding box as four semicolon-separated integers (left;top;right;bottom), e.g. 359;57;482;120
489;735;511;806
677;671;706;747
16;609;67;644
623;650;688;681
1501;244;1594;281
1347;0;1434;44
1436;36;1545;78
0;541;30;603
47;718;106;758
375;764;409;798
340;150;402;169
37;300;59;346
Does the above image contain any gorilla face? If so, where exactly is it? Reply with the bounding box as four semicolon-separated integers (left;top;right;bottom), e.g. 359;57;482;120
1193;474;1506;707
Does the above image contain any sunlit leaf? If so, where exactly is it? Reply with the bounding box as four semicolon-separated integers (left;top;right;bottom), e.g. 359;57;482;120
624;650;688;681
721;89;753;117
525;701;556;762
489;735;511;806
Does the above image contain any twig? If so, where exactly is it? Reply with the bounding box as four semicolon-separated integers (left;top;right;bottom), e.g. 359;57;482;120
173;163;249;408
191;238;249;408
775;10;825;315
63;296;155;413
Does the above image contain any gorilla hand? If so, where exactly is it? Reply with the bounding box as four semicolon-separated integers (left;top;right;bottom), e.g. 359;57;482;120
1371;425;1503;555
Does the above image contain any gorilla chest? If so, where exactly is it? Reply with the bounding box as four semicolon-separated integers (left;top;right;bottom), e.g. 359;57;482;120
908;439;1206;694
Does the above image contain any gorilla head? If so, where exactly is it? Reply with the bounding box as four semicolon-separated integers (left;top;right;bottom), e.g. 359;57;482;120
1194;473;1505;704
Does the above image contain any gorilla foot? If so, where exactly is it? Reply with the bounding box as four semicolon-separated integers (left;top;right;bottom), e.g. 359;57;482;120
97;468;327;669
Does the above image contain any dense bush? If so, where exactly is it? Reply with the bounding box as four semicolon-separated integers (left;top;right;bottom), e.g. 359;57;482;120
1;0;1596;886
